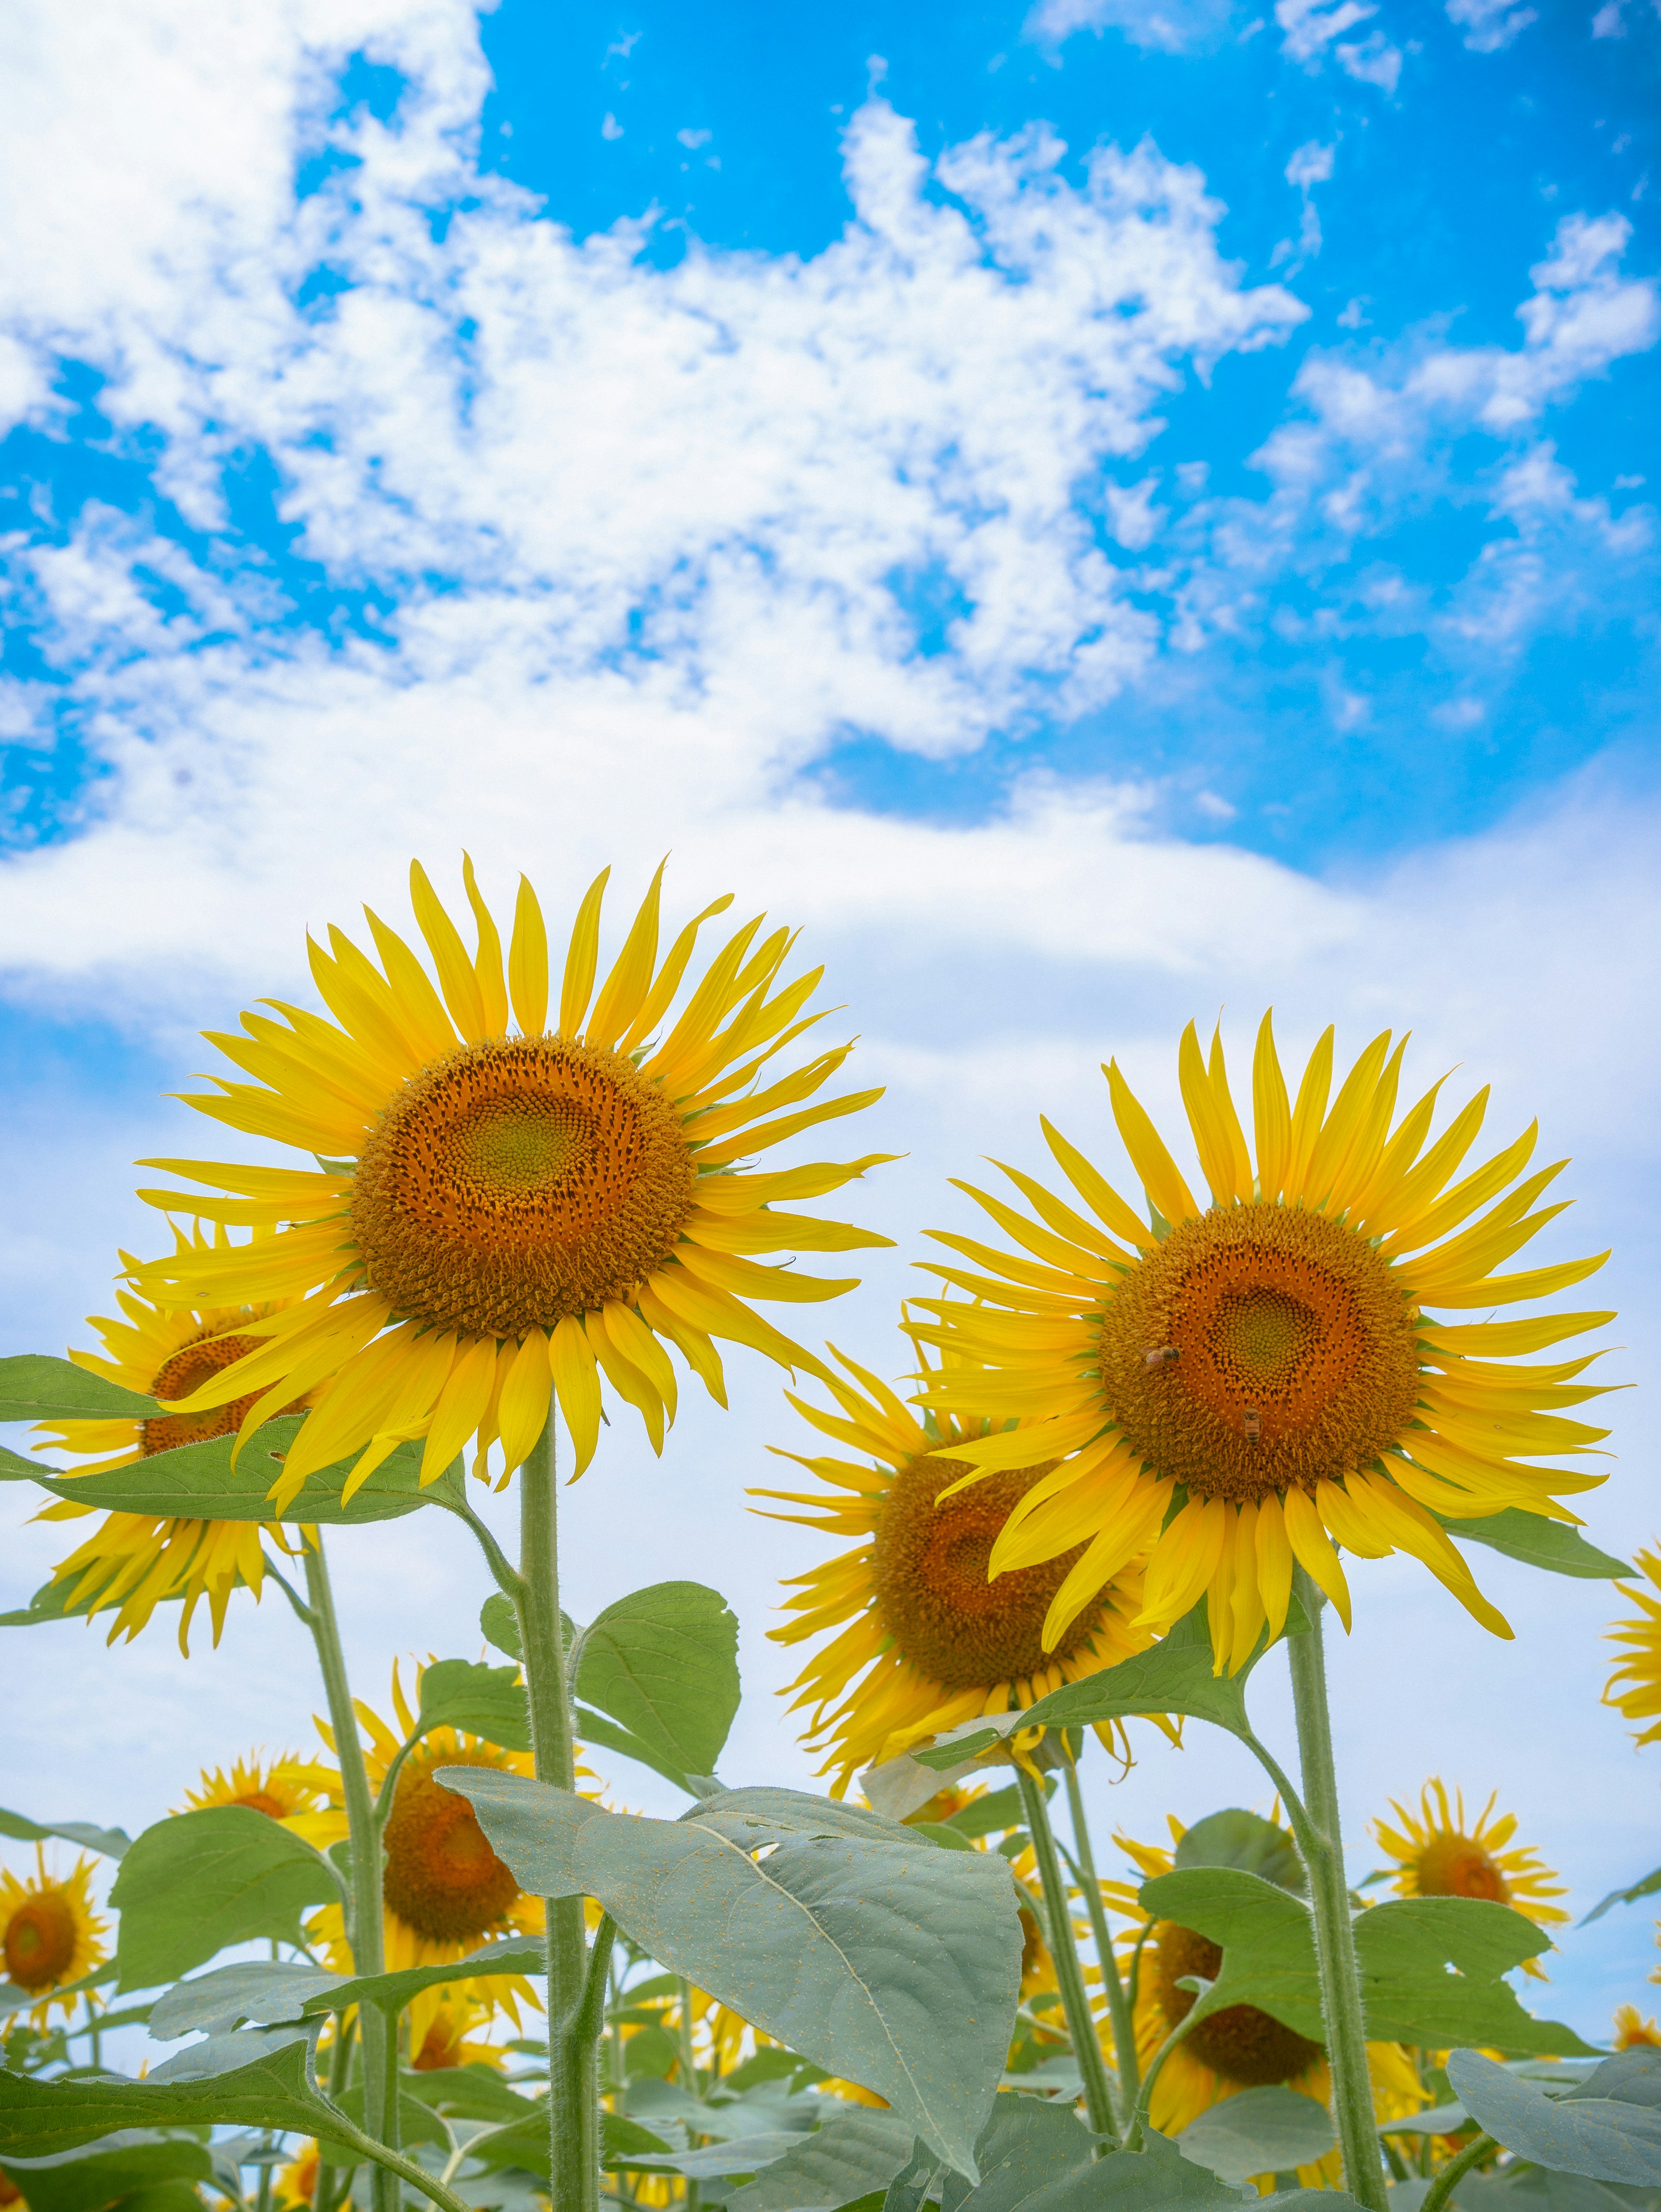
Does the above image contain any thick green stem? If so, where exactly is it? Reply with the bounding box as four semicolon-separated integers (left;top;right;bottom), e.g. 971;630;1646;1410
302;1540;397;2212
1418;2134;1496;2212
1015;1766;1119;2147
313;2020;355;2212
1283;1569;1388;2212
1061;1762;1139;2126
516;1398;599;2212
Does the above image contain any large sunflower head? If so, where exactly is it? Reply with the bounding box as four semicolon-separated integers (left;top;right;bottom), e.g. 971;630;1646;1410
30;1231;313;1652
1605;1549;1661;1748
757;1329;1162;1795
1372;1779;1566;1975
0;1850;107;2026
910;1014;1616;1671
129;859;892;1508
180;1752;334;1821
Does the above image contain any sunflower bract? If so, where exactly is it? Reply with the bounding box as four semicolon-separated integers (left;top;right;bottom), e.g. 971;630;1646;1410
129;858;894;1501
910;1012;1616;1671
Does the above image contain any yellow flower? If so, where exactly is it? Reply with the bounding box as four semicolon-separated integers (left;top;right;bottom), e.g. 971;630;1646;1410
127;860;892;1505
180;1752;334;1821
1605;1549;1661;1748
1372;1781;1567;1979
274;2144;318;2209
909;1014;1615;1671
30;1232;314;1651
0;1851;107;2025
410;1995;505;2071
759;1334;1160;1794
1114;1820;1423;2178
1613;2004;1661;2050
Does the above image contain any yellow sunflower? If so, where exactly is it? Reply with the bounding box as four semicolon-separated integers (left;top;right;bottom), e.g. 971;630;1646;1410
128;858;892;1508
1372;1781;1567;1978
1605;1549;1661;1748
1614;2005;1661;2050
757;1332;1160;1795
0;2176;28;2212
180;1752;334;1821
0;1850;107;2025
275;2145;318;2209
295;1662;547;2052
1114;1821;1423;2175
909;1014;1616;1671
410;1995;505;2071
29;1232;313;1652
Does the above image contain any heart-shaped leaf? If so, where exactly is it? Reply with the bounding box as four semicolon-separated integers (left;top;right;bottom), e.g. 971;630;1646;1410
110;1809;341;1992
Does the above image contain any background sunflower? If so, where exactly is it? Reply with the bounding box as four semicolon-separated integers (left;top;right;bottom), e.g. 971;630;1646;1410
1605;1549;1661;1748
0;1850;106;2027
1370;1779;1568;1978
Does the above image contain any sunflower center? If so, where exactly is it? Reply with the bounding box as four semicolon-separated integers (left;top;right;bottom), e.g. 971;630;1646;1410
381;1758;521;1943
871;1453;1117;1693
1154;1921;1324;2088
3;1891;78;1993
351;1036;697;1338
233;1791;291;1819
144;1331;270;1456
1413;1835;1510;1903
1098;1204;1421;1505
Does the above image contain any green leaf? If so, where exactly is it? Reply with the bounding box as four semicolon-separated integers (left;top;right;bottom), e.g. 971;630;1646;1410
723;2112;918;2211
1175;1812;1305;1896
109;1809;341;1992
0;1568;132;1631
938;2097;1096;2212
1175;2087;1336;2186
907;1823;975;1852
147;2026;314;2083
1429;1509;1631;1581
0;2133;214;2212
0;1357;157;1425
625;2130;816;2180
149;1961;346;2040
573;1582;741;1787
0;2034;333;2153
1008;2131;1251;2212
401;2066;539;2124
414;1661;531;1753
5;1418;464;1527
443;1772;1022;2177
936;1785;1041;1841
1447;2051;1661;2186
480;1595;522;1663
1582;1867;1661;1928
0;1809;131;1860
298;1937;545;2020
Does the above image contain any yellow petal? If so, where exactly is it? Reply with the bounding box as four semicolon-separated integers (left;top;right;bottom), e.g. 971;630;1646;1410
462;853;510;1035
1284;1025;1335;1203
1104;1059;1198;1227
1179;1021;1241;1207
497;1332;555;1474
419;1337;497;1484
508;877;550;1037
586;860;666;1051
1039;1117;1153;1248
559;868;611;1037
1281;1485;1351;1629
1208;1024;1254;1204
548;1318;601;1475
1252;1010;1292;1201
410;861;490;1044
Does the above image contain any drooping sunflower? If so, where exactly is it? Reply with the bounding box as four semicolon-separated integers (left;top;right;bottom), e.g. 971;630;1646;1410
0;1850;107;2025
30;1232;314;1652
294;1662;548;2051
1604;1550;1661;1748
129;859;891;1506
758;1332;1162;1795
180;1752;334;1821
909;1014;1616;1671
1114;1820;1424;2166
1372;1780;1567;1977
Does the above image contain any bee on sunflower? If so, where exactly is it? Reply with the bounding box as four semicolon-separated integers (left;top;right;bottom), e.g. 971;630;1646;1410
1370;1780;1567;1975
29;1232;314;1651
0;1851;107;2026
127;858;891;1506
908;1013;1616;1672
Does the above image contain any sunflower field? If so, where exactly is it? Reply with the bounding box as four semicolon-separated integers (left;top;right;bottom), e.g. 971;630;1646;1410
3;858;1658;2212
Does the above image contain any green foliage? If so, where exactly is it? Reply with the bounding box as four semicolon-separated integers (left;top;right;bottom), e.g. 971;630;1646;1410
934;1783;1042;1840
413;1659;531;1752
441;1770;1021;2174
1175;2087;1337;2186
299;1937;546;2018
1582;1866;1661;1928
1427;1509;1631;1581
0;2133;215;2212
1175;1810;1306;1895
722;2112;917;2210
148;1960;342;2039
0;2034;330;2153
0;1356;157;1424
571;1581;741;1795
479;1594;521;1661
109;1809;341;1992
937;2097;1097;2212
0;1808;131;1860
1446;2051;1661;2188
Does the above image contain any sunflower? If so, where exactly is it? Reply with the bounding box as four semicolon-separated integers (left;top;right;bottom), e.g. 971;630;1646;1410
128;859;891;1508
1372;1781;1567;1978
295;1662;546;2052
0;1851;107;2026
1604;1550;1661;1748
1614;2005;1661;2050
410;1995;505;2071
275;2145;318;2210
0;2177;27;2212
908;1014;1615;1671
29;1232;313;1652
757;1331;1161;1796
1114;1820;1423;2172
180;1752;334;1821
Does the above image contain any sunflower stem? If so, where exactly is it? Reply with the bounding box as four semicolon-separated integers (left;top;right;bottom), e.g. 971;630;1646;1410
516;1394;600;2212
1418;2133;1497;2212
301;1539;398;2212
1015;1764;1119;2148
1060;1761;1139;2126
1283;1567;1388;2212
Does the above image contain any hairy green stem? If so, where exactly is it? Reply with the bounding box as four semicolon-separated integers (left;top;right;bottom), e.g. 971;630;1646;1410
311;2098;473;2212
516;1397;599;2212
1015;1765;1119;2147
313;2020;356;2212
1418;2133;1496;2212
1061;1761;1140;2125
1283;1568;1388;2212
302;1540;397;2212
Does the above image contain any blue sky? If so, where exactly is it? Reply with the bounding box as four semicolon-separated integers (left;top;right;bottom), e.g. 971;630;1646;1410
1;0;1658;2047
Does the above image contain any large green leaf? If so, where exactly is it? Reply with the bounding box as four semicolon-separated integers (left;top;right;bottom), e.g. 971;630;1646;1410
147;2026;314;2083
1175;2087;1335;2186
0;1568;133;1631
573;1582;740;1789
1175;1811;1305;1895
0;1809;131;1860
1138;1870;1594;2056
938;2097;1096;2212
110;1809;341;1992
0;2132;213;2212
414;1661;531;1753
299;1937;547;2018
0;2036;331;2153
1428;1509;1631;1581
1448;2052;1661;2186
443;1772;1020;2176
3;1418;463;1527
627;2131;837;2181
723;2112;917;2211
0;1357;157;1425
1009;2132;1251;2212
148;1960;346;2040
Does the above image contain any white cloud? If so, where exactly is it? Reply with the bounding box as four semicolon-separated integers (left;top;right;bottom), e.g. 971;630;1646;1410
1274;0;1402;90
1445;0;1538;48
1025;0;1239;51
